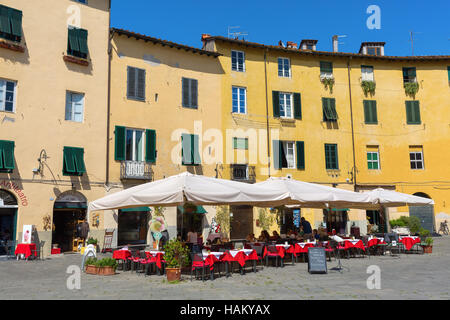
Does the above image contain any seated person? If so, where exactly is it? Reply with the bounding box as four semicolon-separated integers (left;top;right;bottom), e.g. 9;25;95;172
312;229;320;241
271;230;281;241
258;230;270;242
246;233;256;242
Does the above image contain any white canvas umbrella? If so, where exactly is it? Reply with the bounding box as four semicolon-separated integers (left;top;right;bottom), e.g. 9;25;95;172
364;188;434;207
88;172;292;212
255;177;374;209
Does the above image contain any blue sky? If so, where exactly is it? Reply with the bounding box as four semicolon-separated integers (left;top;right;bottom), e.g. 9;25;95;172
111;0;450;56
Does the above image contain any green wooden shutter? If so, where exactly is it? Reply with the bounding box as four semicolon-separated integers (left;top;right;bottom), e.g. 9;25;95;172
136;68;146;100
364;100;377;124
145;129;156;163
320;61;333;74
323;98;337;121
272;91;280;118
192;134;201;165
63;147;76;174
181;133;191;165
78;28;88;56
127;67;136;98
296;141;305;170
448;66;450;82
73;147;86;174
191;79;198;108
0;5;11;35
68;27;80;53
325;144;338;169
0;140;15;170
182;78;189;107
273;140;282;170
406;101;421;124
293;93;302;120
114;126;126;161
10;8;22;38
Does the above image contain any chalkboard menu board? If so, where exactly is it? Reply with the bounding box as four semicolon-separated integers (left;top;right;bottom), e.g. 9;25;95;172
307;247;327;274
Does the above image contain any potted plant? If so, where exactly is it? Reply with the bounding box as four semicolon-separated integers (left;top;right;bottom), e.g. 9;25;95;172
96;258;117;276
85;257;98;275
163;239;190;282
422;237;434;254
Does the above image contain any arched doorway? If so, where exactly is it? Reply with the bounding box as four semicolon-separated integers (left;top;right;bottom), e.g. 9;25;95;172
52;191;87;253
410;192;435;232
0;189;18;256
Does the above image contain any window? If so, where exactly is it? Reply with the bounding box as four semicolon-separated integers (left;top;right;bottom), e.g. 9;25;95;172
231;50;245;72
409;147;424;170
127;67;146;101
405;101;421;124
367;147;380;170
181;133;201;165
182;77;198;109
232;87;246;114
0;140;15;172
125;129;145;162
63;147;86;176
115;126;156;163
65;92;84;122
273;141;300;169
363;100;377;124
447;66;450;82
403;67;417;83
233;137;248;150
320;61;333;77
325;144;338;170
67;26;88;59
0;79;16;112
278;58;291;77
361;65;374;81
0;5;22;43
322;98;337;122
75;0;88;4
272;91;302;119
279;93;293;118
367;47;381;56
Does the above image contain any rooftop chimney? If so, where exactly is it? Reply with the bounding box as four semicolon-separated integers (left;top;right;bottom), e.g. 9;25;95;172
332;35;339;52
286;41;298;49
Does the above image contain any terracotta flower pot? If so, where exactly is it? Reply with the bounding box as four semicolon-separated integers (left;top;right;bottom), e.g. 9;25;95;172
85;265;98;275
98;266;116;276
422;245;433;254
166;267;182;282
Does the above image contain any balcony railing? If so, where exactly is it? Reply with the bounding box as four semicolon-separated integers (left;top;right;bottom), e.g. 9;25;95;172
230;164;256;184
120;161;153;180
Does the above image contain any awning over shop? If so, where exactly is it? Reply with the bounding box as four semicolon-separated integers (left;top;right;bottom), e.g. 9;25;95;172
120;206;150;212
177;205;207;214
54;201;87;209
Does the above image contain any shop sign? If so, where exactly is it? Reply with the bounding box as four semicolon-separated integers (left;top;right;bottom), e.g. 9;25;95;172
0;180;28;206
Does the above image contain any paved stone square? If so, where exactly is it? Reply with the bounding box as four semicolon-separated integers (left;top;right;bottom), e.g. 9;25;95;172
1;237;449;300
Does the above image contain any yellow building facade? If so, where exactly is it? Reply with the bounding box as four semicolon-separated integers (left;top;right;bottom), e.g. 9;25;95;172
202;36;450;237
104;29;223;247
0;0;111;256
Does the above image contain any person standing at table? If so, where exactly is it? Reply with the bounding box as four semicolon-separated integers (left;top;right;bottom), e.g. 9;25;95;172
187;229;198;244
301;217;312;240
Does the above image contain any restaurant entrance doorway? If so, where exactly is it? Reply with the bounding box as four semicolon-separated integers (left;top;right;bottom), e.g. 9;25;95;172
323;209;348;235
230;205;253;240
0;190;17;256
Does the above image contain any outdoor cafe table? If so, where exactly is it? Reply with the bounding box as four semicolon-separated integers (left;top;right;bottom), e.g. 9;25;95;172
15;243;36;260
113;249;131;260
368;237;386;247
343;239;365;251
222;249;258;276
399;236;421;251
145;250;165;274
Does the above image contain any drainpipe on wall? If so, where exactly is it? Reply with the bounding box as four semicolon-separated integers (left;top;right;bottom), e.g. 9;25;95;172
347;57;357;191
105;15;113;187
264;48;271;177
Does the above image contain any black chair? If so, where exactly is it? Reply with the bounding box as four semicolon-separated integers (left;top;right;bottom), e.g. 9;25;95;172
190;253;209;281
265;245;283;268
32;241;45;260
6;240;16;260
250;244;264;271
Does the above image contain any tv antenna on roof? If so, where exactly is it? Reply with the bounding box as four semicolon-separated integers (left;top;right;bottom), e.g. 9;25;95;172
228;26;248;40
332;35;347;52
409;31;423;56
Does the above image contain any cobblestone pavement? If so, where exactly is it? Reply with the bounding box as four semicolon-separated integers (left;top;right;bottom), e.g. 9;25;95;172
1;237;449;300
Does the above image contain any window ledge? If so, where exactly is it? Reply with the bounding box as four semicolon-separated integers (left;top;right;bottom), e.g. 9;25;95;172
63;55;90;66
0;40;25;53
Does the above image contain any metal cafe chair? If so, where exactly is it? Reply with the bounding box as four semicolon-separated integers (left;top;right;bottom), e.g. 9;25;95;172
6;240;17;260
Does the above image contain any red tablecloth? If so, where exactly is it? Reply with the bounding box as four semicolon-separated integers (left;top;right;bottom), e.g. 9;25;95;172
293;242;316;255
368;238;386;247
202;252;225;270
263;245;292;258
15;243;36;258
399;236;421;251
113;250;131;260
222;249;258;267
51;248;61;255
145;251;165;269
344;239;365;251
